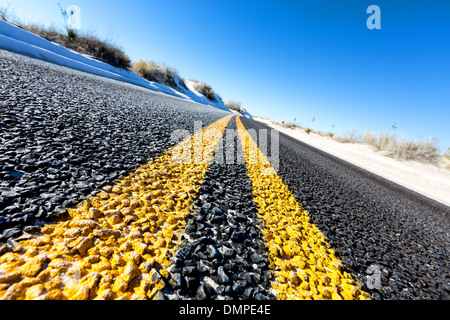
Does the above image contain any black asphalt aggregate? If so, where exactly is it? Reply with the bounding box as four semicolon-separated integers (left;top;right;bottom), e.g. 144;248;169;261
1;49;449;300
163;117;274;300
0;49;228;243
240;117;450;300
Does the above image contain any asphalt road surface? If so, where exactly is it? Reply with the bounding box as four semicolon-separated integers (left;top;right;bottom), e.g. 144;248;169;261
240;117;449;300
0;49;448;300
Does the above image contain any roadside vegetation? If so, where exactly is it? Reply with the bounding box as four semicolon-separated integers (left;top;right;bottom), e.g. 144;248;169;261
279;121;335;137
132;60;186;90
280;122;300;129
225;100;247;115
194;82;217;102
445;147;450;160
1;5;132;70
333;131;441;164
273;117;447;168
444;147;450;169
333;128;358;143
0;5;230;104
25;24;132;69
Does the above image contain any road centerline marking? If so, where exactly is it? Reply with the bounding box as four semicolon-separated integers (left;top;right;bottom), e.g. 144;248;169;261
0;115;232;300
236;116;370;300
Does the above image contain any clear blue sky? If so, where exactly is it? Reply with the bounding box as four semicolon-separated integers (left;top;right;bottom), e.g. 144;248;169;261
2;0;449;151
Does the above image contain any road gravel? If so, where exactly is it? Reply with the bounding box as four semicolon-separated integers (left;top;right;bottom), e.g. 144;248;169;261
240;117;450;300
0;49;228;242
1;49;448;300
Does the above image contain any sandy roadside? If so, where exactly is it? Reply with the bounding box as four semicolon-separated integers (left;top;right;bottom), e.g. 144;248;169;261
253;116;450;208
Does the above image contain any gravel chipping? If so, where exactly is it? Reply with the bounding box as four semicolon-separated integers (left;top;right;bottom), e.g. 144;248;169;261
1;48;448;301
0;49;229;244
241;117;450;300
161;117;275;300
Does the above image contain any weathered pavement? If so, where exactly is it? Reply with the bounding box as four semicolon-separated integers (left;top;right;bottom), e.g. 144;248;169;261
0;49;449;300
240;117;449;300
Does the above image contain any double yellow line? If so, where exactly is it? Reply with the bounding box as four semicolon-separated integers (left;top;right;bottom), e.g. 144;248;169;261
0;115;232;300
236;116;369;300
0;114;369;300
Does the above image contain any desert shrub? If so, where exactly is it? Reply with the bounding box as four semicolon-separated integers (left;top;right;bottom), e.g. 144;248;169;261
442;147;450;169
226;100;245;114
195;82;216;102
225;100;241;111
333;129;441;164
77;35;131;69
328;132;334;138
305;128;313;134
445;147;450;160
281;122;298;129
16;23;132;69
132;60;183;89
362;132;375;145
334;128;359;143
387;138;439;163
371;134;440;163
372;133;395;150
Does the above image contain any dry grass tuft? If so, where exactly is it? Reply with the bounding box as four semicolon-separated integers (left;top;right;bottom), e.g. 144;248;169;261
442;148;450;170
226;100;245;114
15;22;132;69
372;133;440;164
333;128;441;165
362;132;375;145
195;82;217;102
320;131;335;138
281;122;301;129
132;60;185;89
333;128;359;143
0;5;131;69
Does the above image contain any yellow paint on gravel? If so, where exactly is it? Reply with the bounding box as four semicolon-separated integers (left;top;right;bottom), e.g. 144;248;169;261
0;115;232;300
236;116;370;300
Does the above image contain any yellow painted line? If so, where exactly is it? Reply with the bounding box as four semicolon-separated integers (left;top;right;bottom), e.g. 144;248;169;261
0;115;233;300
236;116;370;300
